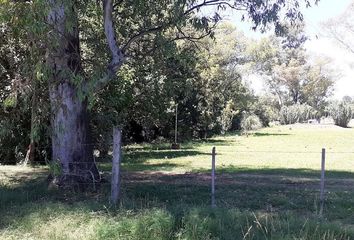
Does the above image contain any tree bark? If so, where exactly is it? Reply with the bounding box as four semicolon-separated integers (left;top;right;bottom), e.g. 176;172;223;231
46;0;99;187
45;0;125;188
49;83;99;182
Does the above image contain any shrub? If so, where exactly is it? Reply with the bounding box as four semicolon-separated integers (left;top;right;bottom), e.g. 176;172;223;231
280;104;317;125
240;113;262;133
327;101;353;128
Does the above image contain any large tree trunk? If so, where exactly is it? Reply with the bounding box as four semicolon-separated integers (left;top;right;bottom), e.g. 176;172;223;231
49;83;99;184
46;0;99;188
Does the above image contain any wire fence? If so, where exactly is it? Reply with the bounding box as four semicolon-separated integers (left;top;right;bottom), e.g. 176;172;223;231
2;141;354;215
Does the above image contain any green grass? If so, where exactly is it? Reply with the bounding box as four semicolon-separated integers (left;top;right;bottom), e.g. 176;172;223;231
1;124;354;239
119;124;354;173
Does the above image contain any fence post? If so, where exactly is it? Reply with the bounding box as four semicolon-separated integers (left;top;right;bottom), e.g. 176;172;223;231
319;148;326;216
211;146;216;208
175;103;178;144
111;127;122;205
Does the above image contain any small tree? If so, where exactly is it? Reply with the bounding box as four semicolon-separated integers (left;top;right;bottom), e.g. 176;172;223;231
328;101;353;128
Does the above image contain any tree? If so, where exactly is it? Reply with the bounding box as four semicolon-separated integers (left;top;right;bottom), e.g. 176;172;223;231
249;23;334;112
324;1;354;55
252;94;280;126
194;23;253;138
273;58;306;104
2;0;320;186
301;58;335;113
0;2;50;165
327;101;353;128
343;96;353;104
248;22;309;106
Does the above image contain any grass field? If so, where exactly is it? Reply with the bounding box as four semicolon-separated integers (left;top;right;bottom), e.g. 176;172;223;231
121;123;354;172
1;124;354;239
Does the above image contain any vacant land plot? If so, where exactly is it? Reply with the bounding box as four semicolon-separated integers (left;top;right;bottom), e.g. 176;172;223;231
1;124;354;239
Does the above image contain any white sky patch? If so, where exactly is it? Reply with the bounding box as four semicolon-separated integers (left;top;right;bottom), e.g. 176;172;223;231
301;0;354;99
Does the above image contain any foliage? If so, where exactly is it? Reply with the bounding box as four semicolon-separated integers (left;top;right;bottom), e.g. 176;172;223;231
47;160;62;178
91;23;253;144
240;112;262;133
301;58;335;113
252;94;280;126
219;100;238;134
323;1;354;54
248;24;335;112
280;104;316;124
327;101;353;128
0;1;50;164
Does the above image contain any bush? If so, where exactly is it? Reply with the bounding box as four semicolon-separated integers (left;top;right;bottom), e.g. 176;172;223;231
327;101;353;128
240;113;262;133
280;104;317;125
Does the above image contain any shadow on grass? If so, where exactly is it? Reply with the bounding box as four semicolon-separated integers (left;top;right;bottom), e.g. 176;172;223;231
125;143;195;151
193;138;236;146
99;162;182;172
107;150;208;172
125;150;208;161
121;134;241;152
253;132;292;137
98;149;207;172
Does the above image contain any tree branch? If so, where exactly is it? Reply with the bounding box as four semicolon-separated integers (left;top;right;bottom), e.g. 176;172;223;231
121;0;231;53
121;25;165;53
91;0;125;91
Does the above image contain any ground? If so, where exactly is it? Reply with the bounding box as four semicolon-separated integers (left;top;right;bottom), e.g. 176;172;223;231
1;124;354;239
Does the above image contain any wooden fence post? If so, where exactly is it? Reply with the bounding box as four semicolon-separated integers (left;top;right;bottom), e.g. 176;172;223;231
111;127;122;205
319;148;326;216
211;146;216;208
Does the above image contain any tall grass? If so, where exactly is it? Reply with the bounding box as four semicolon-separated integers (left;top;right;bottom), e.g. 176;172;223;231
1;202;352;240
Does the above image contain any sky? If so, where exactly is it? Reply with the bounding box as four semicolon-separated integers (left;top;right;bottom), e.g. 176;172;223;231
221;0;354;99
